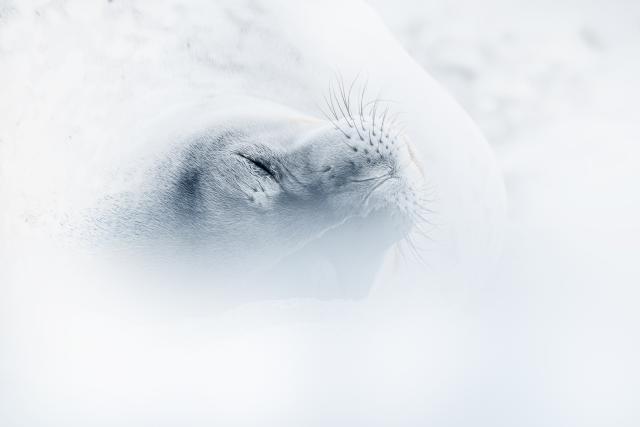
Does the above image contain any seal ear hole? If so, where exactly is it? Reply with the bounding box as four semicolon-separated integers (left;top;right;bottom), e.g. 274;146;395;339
322;166;332;172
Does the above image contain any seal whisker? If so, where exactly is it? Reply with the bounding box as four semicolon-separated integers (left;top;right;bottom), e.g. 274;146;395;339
336;72;350;112
331;82;354;129
361;175;394;208
337;74;361;137
410;209;435;228
346;74;359;118
321;92;341;122
402;233;427;265
318;99;339;125
318;103;352;141
380;105;390;138
320;76;406;147
359;77;369;132
370;94;382;137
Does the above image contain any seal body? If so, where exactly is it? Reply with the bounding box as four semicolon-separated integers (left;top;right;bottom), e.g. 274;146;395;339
0;0;506;296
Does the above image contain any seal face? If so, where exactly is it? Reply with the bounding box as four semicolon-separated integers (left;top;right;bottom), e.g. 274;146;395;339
95;91;427;298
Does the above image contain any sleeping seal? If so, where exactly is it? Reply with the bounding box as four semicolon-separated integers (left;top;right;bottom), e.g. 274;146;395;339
90;93;426;299
0;0;506;299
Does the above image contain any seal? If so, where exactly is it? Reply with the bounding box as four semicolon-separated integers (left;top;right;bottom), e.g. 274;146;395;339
0;0;506;299
88;90;426;299
0;1;509;425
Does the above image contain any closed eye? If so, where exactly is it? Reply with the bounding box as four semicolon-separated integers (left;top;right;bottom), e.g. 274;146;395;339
236;152;279;182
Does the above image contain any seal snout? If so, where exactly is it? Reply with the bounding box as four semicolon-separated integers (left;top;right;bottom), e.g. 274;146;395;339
331;114;424;217
292;111;426;244
311;80;427;228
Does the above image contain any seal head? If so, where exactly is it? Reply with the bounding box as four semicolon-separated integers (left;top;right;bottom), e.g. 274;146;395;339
98;95;426;298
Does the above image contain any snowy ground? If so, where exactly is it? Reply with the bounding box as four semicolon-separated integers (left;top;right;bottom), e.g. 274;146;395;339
368;1;640;425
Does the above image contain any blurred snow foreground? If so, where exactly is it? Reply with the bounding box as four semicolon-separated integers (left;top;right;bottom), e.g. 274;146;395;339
0;0;639;426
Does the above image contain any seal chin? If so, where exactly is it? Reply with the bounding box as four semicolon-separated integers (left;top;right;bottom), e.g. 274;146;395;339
263;206;414;300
